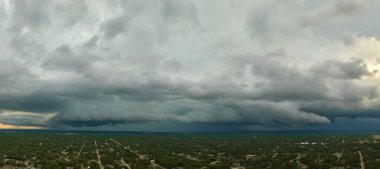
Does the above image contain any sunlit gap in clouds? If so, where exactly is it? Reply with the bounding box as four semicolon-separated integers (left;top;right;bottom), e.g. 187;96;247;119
0;123;46;129
0;110;55;129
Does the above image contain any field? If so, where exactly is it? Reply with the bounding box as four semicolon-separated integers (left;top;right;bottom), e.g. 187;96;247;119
1;131;380;169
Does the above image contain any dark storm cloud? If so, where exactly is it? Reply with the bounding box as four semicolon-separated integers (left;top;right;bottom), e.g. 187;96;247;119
0;94;68;113
1;0;380;130
52;119;129;127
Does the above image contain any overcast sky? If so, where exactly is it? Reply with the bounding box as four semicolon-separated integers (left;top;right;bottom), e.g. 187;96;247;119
1;0;380;131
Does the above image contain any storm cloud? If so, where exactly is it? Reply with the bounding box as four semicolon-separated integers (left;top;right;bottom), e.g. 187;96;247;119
0;0;380;131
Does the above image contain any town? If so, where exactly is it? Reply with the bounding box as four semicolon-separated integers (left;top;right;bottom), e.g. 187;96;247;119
1;131;380;169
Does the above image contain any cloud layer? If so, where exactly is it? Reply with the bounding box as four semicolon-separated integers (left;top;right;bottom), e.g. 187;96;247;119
1;0;380;130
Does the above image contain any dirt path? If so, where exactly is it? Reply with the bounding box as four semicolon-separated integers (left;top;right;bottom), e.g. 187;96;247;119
95;141;104;169
77;141;86;159
359;151;365;169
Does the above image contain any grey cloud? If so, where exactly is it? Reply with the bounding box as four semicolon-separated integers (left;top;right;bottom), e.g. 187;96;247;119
311;59;372;79
53;1;88;27
83;36;99;48
340;32;357;46
8;32;45;56
0;59;29;83
43;45;92;72
161;0;198;23
101;15;129;39
8;0;88;32
300;0;370;26
334;82;377;102
245;2;290;43
334;0;370;16
9;0;51;32
249;57;329;101
246;9;272;40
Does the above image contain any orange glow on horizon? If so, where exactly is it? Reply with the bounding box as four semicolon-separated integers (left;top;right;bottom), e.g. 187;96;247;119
0;123;46;130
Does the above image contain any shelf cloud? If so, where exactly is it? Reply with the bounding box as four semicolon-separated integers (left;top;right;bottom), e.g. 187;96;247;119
0;0;380;131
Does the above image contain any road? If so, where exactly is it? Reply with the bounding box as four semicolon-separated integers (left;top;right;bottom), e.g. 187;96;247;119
359;151;365;169
110;138;166;169
121;158;132;169
77;141;86;159
109;138;129;149
95;141;104;169
109;138;139;157
151;159;166;169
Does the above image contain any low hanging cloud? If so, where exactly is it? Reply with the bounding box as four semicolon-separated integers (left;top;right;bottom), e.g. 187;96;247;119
0;0;380;130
